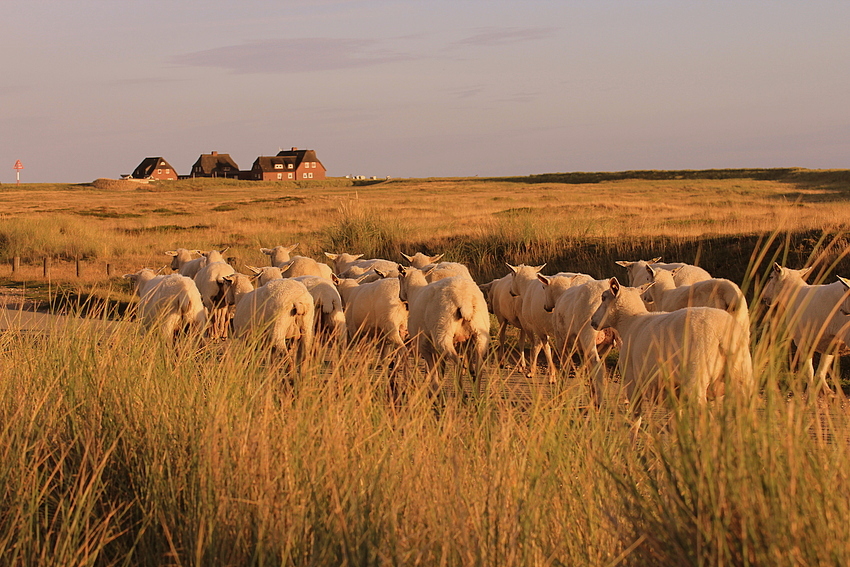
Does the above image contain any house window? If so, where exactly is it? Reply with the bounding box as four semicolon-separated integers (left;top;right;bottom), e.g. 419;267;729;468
165;169;170;174
308;172;313;178
274;164;283;169
157;169;162;174
303;173;308;179
288;172;293;179
277;173;283;180
288;163;293;169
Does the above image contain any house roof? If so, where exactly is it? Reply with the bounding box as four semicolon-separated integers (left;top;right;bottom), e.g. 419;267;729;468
192;152;239;174
275;148;324;170
132;157;176;178
251;156;298;172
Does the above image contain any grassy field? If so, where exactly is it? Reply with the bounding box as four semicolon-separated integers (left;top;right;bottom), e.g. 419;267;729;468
2;169;850;565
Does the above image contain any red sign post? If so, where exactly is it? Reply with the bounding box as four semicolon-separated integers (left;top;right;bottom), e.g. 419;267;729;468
13;160;23;185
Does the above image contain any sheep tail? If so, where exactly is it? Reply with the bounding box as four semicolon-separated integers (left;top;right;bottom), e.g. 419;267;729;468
456;302;475;322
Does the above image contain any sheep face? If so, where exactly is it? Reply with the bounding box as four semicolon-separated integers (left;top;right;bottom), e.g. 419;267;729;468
762;263;813;306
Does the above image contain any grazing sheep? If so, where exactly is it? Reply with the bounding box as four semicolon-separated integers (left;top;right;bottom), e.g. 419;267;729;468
642;266;750;338
261;244;299;267
616;257;711;287
246;265;284;287
193;260;237;337
228;278;315;362
123;268;206;340
402;252;444;269
546;278;619;404
335;275;409;361
590;278;753;409
165;248;205;278
762;264;850;394
279;256;334;280
292;275;347;338
398;265;490;396
325;252;397;277
480;274;525;365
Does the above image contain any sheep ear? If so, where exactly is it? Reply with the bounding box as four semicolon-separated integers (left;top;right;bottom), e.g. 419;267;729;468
535;263;547;273
800;266;814;280
608;278;621;296
614;260;632;268
396;264;406;275
245;265;262;275
374;268;386;278
401;252;413;262
479;281;493;293
772;262;782;273
423;267;436;278
287;243;299;252
260;248;272;255
537;273;550;286
155;265;167;274
670;266;683;276
506;263;519;275
220;275;234;285
355;274;371;283
649;257;662;264
164;250;177;257
353;254;364;261
430;253;444;263
638;281;655;293
645;265;655;278
838;275;850;290
192;250;203;255
122;273;138;281
331;274;341;286
220;246;230;254
324;252;338;260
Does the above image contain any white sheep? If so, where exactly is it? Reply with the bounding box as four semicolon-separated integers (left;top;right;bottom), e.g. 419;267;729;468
335;275;409;362
220;273;255;310
616;257;711;287
123;268;206;340
228;278;315;362
762;264;850;394
546;278;619;404
165;248;205;278
193;260;236;337
246;265;284;287
292;275;347;338
279;256;334;280
642;265;750;338
507;263;575;382
425;262;474;283
590;278;753;409
480;274;525;365
325;252;397;277
342;264;399;282
397;265;490;396
402;252;444;269
260;243;299;267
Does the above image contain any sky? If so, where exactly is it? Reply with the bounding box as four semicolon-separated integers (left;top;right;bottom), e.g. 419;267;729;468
2;0;849;183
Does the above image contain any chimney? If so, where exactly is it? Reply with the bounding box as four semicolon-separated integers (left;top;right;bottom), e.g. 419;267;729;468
211;151;218;156
291;147;298;151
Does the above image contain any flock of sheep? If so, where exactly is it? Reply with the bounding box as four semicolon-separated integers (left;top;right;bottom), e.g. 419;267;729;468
122;244;850;408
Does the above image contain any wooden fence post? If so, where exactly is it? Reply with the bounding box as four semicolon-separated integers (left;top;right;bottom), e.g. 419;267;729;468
11;257;20;274
76;257;82;277
106;263;114;277
43;257;50;278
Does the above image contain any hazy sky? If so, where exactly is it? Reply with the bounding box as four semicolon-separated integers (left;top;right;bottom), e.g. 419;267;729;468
2;0;849;183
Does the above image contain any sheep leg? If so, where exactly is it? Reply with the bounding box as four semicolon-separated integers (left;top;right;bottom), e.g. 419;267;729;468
497;319;510;367
525;333;542;378
541;337;557;384
813;353;837;396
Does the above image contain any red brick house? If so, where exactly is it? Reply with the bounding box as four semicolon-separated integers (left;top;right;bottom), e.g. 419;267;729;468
245;156;300;181
275;148;326;180
245;148;327;181
190;151;240;178
131;157;178;180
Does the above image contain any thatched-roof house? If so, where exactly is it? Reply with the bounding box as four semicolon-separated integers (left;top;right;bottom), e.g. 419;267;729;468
131;157;177;180
190;151;240;178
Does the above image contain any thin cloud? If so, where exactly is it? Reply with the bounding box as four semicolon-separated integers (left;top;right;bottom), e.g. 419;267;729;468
173;38;411;74
453;26;557;48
